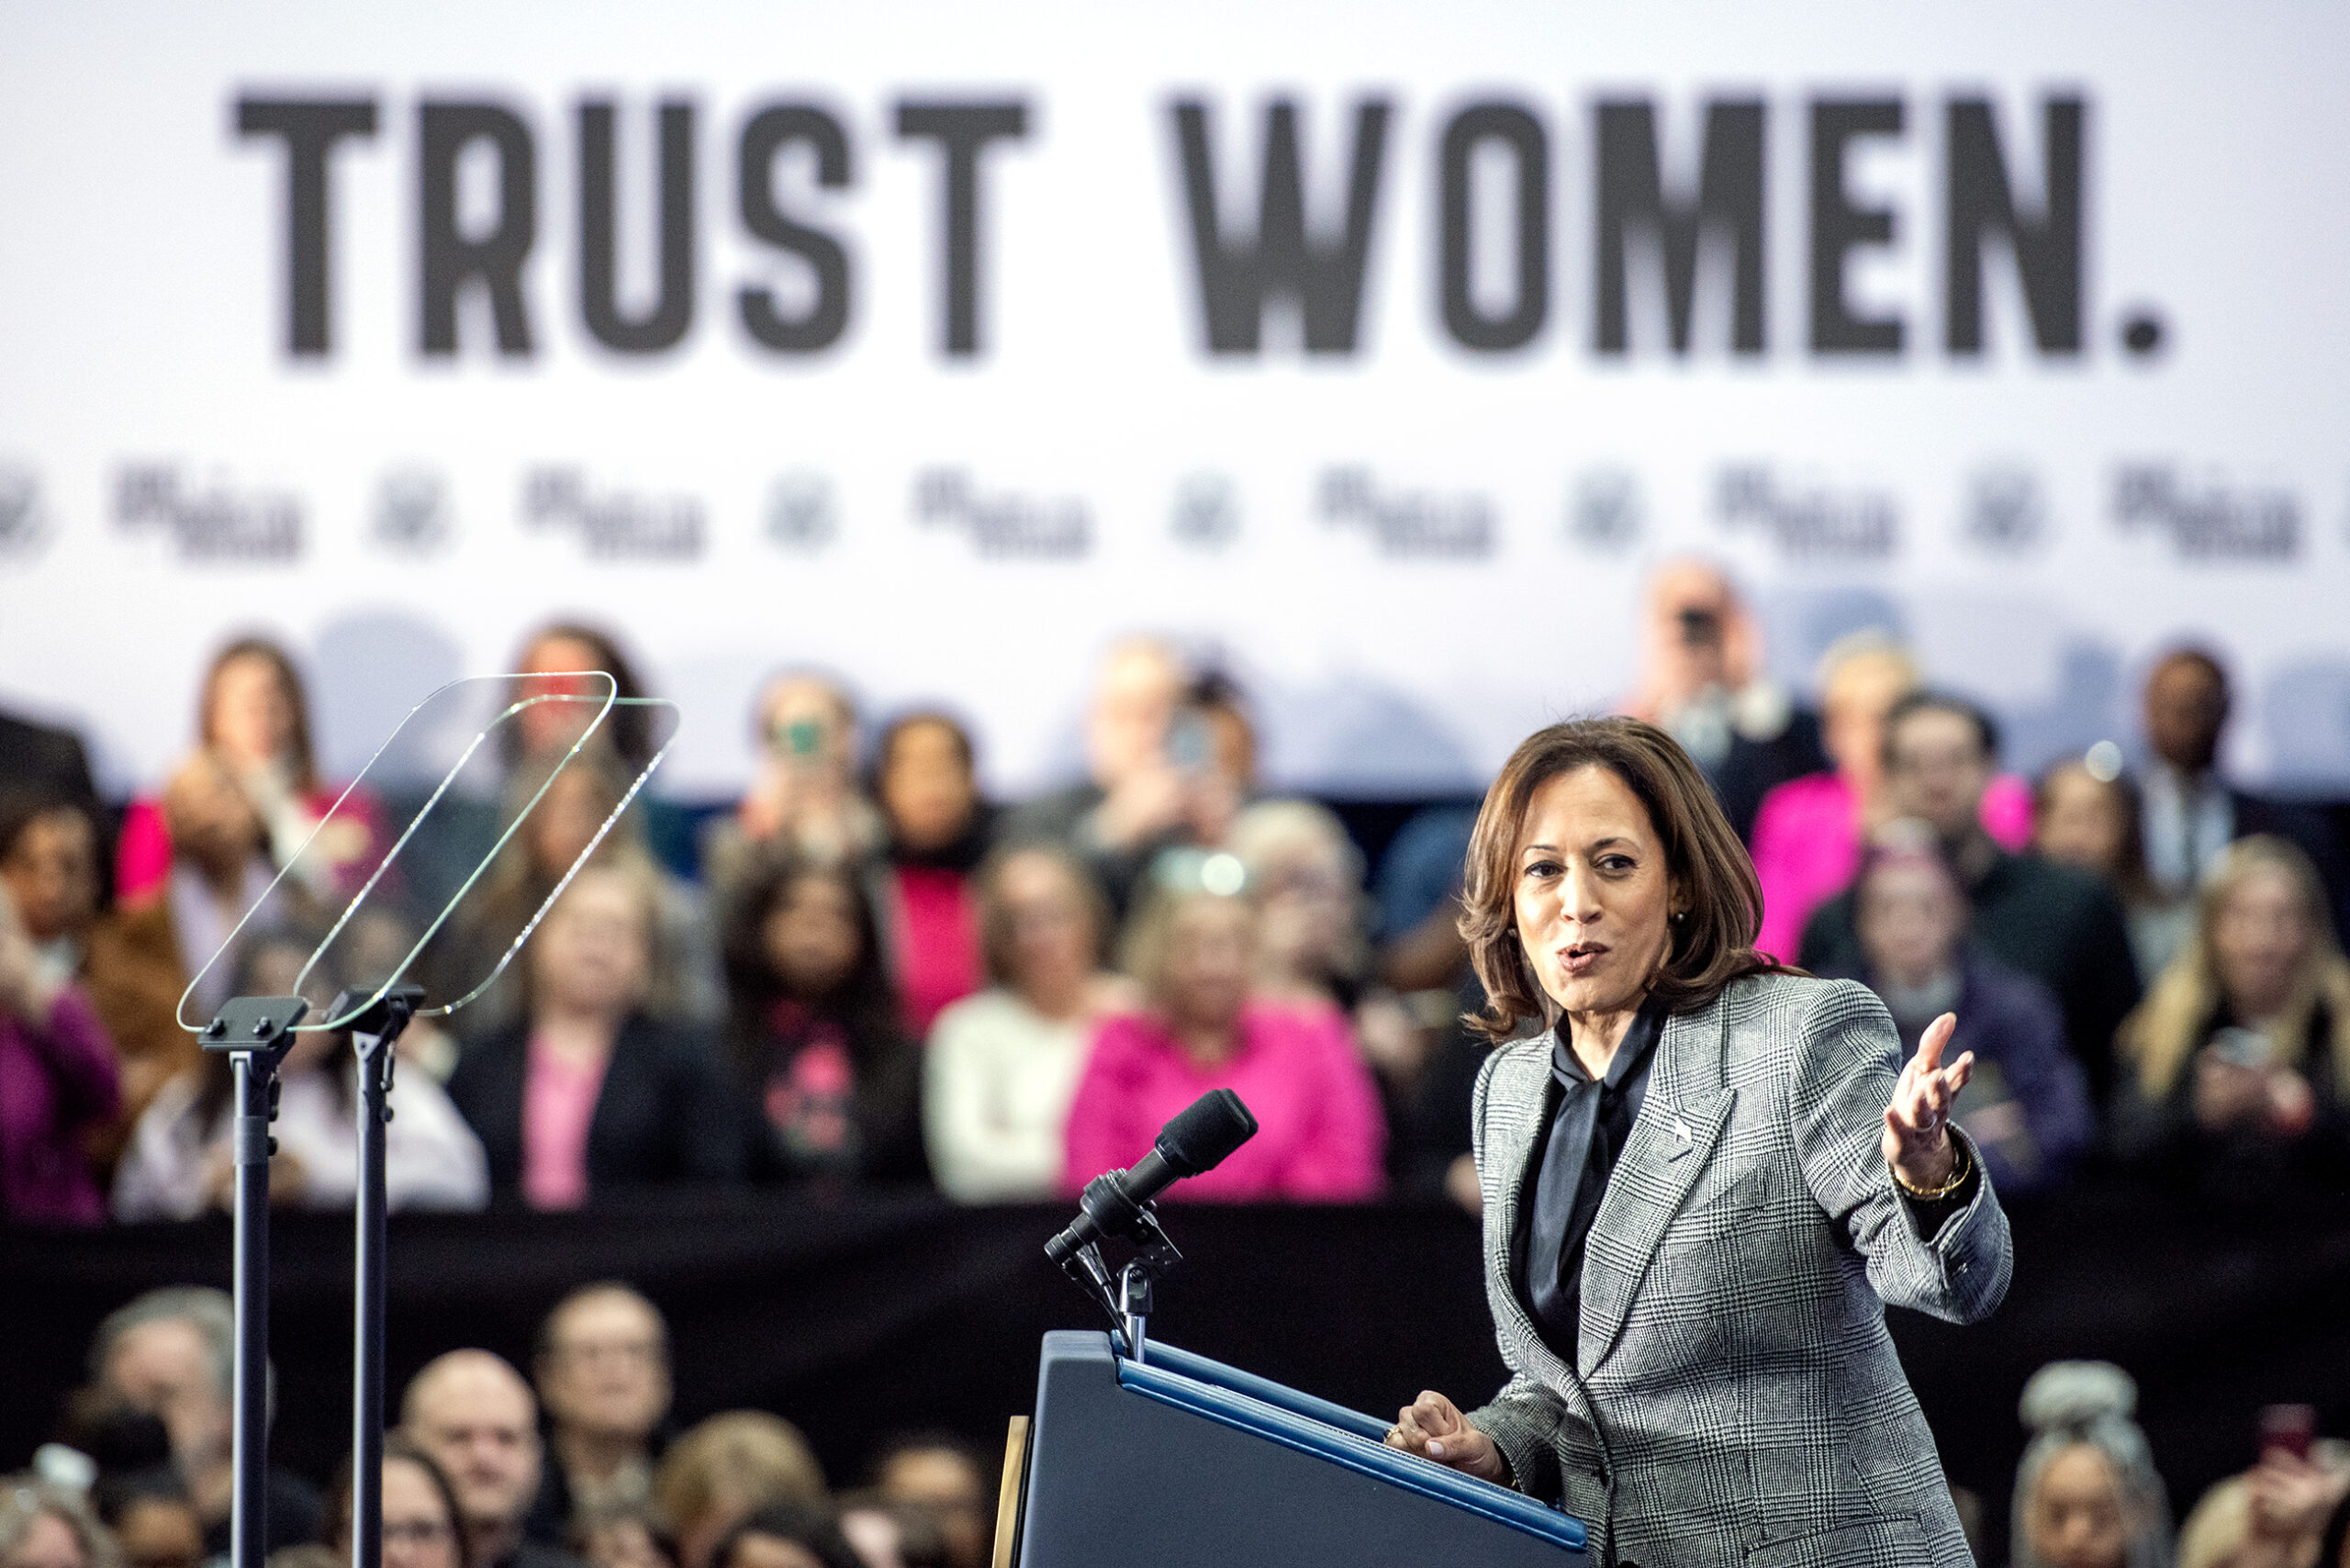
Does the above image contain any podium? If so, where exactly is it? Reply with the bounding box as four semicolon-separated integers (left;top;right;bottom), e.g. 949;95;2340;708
1003;1332;1590;1567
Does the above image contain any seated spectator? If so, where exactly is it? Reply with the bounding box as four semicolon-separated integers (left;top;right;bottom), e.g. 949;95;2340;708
652;1414;826;1568
1062;859;1384;1201
117;638;383;910
324;1435;470;1568
529;1285;673;1547
2036;758;2197;983
113;929;487;1221
0;876;119;1225
923;846;1135;1202
2177;1442;2350;1568
2140;646;2346;924
703;673;882;897
1225;801;1371;1010
0;791;195;1161
91;1287;322;1556
447;863;742;1208
507;624;663;777
722;852;923;1186
708;1504;859;1568
867;1436;988;1568
2009;1361;2172;1568
1800;691;2141;1101
1751;633;2032;964
1371;802;1478;995
402;1352;583;1568
1005;640;1235;916
1618;558;1826;842
0;1478;111;1568
2110;835;2350;1183
92;1471;205;1568
147;750;293;1023
870;711;992;1038
1830;823;2093;1195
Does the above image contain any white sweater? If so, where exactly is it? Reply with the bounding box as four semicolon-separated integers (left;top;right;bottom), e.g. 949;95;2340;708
922;990;1093;1203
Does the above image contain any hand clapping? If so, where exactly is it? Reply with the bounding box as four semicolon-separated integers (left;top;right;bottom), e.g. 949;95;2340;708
1883;1013;1974;1192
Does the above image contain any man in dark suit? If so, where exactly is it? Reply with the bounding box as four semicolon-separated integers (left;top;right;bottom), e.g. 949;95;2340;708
1801;693;2142;1103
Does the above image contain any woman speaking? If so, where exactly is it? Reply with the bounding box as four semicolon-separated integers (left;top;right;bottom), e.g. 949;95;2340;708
1385;719;2009;1568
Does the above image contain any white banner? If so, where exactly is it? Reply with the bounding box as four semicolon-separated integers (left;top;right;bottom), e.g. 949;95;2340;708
1;0;2345;799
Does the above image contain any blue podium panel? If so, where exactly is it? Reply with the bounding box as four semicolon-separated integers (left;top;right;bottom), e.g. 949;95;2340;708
1017;1332;1589;1568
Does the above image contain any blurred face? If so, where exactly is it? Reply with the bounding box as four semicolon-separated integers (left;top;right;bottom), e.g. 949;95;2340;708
1514;766;1680;1021
104;1319;230;1471
1646;563;1735;700
880;721;977;852
207;654;297;771
2;808;98;942
405;1361;542;1537
761;874;862;998
1854;857;1966;989
527;767;616;878
877;1449;987;1568
759;678;853;777
1820;653;1915;787
2027;1443;2128;1568
2144;656;2227;775
1254;845;1353;978
1160;896;1254;1034
517;634;610;758
532;870;650;1018
1085;646;1182;788
994;853;1094;1000
723;1535;823;1568
4;1514;84;1568
380;1459;461;1568
1885;709;1992;843
162;755;264;875
540;1291;670;1446
2211;865;2312;1021
2035;767;2129;877
111;1498;203;1568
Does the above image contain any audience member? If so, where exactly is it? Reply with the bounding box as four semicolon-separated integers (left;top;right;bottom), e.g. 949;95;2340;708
448;864;742;1208
1751;633;2033;963
651;1414;825;1568
923;846;1135;1202
113;929;487;1220
0;706;102;816
721;851;924;1186
506;625;664;776
1225;800;1371;1009
832;1495;946;1568
91;1471;204;1568
0;791;194;1161
2009;1361;2173;1568
2110;835;2350;1182
403;1352;584;1568
1800;692;2142;1099
529;1285;673;1547
2177;1442;2350;1568
1370;803;1477;995
1061;859;1384;1200
703;674;882;895
325;1436;472;1568
707;1504;859;1568
90;1287;322;1555
869;711;991;1038
1618;558;1827;842
866;1437;988;1568
0;1478;114;1568
2037;758;2197;983
143;750;289;1023
2140;647;2346;921
0;870;119;1224
567;1506;669;1568
1832;823;2093;1194
1005;640;1229;915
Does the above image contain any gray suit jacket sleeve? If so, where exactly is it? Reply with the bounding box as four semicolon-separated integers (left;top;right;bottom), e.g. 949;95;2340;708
1461;1048;1567;1498
1791;980;2012;1325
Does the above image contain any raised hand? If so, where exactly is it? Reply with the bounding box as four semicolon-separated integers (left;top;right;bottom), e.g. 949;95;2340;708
1883;1013;1975;1191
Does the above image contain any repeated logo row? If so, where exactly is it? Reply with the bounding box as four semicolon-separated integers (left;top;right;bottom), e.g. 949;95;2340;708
0;458;2319;566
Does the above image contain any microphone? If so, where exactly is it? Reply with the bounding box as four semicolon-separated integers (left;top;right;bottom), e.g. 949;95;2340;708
1045;1090;1258;1267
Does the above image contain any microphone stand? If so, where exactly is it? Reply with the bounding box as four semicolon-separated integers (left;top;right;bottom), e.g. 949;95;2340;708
200;996;311;1568
1050;1199;1181;1364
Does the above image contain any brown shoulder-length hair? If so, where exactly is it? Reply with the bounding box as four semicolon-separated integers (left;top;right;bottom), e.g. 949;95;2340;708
201;635;318;791
1460;717;1791;1041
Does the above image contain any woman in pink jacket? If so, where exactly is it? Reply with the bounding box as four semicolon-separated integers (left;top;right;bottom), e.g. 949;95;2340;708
1062;854;1384;1202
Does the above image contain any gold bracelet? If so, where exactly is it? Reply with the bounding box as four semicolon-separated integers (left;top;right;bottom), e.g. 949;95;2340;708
1892;1141;1972;1201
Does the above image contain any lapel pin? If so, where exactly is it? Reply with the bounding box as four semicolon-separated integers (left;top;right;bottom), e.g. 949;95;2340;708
1669;1115;1693;1159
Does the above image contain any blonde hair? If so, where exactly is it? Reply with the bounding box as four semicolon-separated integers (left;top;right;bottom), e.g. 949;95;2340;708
652;1411;827;1539
2174;1475;2249;1568
1119;884;1255;1008
2119;834;2350;1098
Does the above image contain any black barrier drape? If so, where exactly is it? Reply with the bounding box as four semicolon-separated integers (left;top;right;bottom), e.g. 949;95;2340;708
5;1178;2344;1557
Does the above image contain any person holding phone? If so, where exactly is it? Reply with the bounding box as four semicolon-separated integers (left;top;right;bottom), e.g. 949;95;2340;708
704;673;885;900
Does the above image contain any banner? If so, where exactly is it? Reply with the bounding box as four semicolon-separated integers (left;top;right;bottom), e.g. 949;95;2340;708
2;1;2345;797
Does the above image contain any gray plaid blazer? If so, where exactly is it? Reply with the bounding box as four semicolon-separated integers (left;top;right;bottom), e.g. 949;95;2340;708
1465;974;2011;1568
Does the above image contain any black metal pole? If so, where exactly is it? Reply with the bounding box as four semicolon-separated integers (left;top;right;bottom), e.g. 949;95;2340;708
229;1048;273;1568
340;986;420;1568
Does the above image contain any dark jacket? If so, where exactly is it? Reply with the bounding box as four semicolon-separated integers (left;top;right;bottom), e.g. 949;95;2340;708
1800;848;2143;1103
447;1014;744;1201
2109;999;2350;1189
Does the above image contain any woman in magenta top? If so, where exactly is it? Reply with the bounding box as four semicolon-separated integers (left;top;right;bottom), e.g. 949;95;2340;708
870;711;991;1038
0;891;119;1226
1062;861;1384;1202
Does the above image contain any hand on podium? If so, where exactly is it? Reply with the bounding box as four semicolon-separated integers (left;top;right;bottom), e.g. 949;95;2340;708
1385;1391;1512;1487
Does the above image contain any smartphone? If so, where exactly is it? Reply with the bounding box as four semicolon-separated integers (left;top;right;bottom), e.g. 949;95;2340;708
2209;1026;2275;1070
2258;1404;2317;1463
770;717;824;761
1167;710;1213;772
